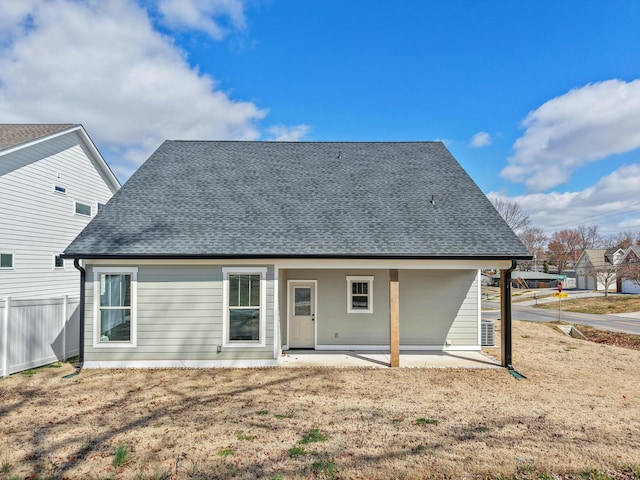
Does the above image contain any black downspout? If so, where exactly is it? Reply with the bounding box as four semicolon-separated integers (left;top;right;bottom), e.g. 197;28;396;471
73;259;85;367
501;260;517;370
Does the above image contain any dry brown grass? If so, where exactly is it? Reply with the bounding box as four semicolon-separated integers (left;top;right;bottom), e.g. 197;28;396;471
1;320;640;480
571;323;640;351
536;294;640;314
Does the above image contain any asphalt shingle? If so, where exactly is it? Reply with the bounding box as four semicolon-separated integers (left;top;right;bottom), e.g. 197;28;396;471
0;124;77;151
64;141;530;259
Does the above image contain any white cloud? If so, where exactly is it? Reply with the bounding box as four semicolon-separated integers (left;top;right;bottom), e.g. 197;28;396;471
501;79;640;192
267;124;311;142
496;164;640;236
157;0;246;40
470;131;491;148
0;0;266;181
0;1;38;42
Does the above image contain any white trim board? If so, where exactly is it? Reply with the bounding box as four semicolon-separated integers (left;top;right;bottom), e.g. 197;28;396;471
312;345;482;352
83;359;279;369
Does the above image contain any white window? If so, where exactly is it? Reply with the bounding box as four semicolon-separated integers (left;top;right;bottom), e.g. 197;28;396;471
0;252;14;269
53;185;66;194
53;254;64;269
222;267;267;347
346;276;374;313
75;201;92;216
93;267;137;348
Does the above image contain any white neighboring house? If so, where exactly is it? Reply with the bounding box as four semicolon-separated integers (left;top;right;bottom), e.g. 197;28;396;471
575;248;624;292
0;124;120;299
619;246;640;294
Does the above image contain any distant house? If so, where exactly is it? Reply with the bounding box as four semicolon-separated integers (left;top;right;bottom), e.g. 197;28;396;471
63;141;530;368
491;271;561;289
619;246;640;294
575;248;624;292
0;124;120;299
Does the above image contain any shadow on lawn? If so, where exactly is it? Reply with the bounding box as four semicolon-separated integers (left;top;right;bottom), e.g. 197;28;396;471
9;368;314;478
4;366;638;479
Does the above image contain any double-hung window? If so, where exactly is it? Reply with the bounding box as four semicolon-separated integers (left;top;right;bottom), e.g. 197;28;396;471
223;268;266;347
346;276;374;313
94;267;137;347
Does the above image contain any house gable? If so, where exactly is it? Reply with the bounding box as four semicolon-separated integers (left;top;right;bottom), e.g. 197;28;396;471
0;124;120;299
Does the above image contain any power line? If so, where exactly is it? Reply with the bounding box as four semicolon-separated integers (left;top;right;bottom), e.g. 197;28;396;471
532;200;640;235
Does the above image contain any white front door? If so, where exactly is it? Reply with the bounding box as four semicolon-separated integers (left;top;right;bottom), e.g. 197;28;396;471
289;281;315;348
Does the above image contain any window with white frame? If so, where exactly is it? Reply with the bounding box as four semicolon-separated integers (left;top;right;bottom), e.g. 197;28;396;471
346;276;374;313
223;268;266;346
54;185;66;194
94;268;137;347
0;252;14;269
75;201;92;216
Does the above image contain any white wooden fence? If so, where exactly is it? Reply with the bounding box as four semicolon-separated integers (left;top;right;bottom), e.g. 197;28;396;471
1;296;80;377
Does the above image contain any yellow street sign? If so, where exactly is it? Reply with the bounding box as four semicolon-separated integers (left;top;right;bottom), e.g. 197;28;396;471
553;292;569;298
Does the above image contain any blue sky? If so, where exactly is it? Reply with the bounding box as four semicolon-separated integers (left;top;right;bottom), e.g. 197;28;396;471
1;0;640;238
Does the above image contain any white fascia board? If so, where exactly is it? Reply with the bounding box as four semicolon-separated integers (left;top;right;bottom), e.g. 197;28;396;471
84;258;515;270
74;126;121;192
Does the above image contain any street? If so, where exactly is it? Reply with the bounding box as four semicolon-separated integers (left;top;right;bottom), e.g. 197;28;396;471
482;299;640;336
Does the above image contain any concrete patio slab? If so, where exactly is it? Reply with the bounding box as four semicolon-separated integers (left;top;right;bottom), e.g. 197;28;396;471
278;350;500;368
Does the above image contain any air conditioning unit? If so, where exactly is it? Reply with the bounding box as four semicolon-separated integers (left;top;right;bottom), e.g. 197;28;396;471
481;320;495;347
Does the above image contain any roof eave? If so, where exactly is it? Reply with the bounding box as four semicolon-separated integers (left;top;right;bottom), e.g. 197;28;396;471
62;253;533;261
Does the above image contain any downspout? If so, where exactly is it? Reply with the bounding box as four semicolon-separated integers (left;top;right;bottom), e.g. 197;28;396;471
73;259;85;368
500;260;517;371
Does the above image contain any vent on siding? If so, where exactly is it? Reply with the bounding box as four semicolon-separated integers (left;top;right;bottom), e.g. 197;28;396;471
481;320;495;347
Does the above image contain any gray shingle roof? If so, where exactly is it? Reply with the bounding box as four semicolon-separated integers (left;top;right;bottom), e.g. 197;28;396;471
64;141;530;259
0;124;77;152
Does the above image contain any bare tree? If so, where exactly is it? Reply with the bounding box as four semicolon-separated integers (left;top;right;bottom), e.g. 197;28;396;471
547;229;582;273
488;194;530;233
605;232;638;249
618;248;640;291
586;257;620;297
518;227;547;271
577;224;604;250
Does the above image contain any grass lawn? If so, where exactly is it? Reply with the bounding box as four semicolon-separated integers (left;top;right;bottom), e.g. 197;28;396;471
535;294;640;314
1;320;640;480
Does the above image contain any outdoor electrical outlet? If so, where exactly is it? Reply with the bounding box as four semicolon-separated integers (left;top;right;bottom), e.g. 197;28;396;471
217;345;222;353
335;332;339;338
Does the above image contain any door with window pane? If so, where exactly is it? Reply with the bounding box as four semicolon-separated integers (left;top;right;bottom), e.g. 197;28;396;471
289;282;315;348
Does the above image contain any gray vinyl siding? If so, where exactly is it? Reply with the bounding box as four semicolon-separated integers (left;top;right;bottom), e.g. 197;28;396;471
0;131;116;299
282;269;478;348
84;264;276;362
283;270;389;345
399;270;478;346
